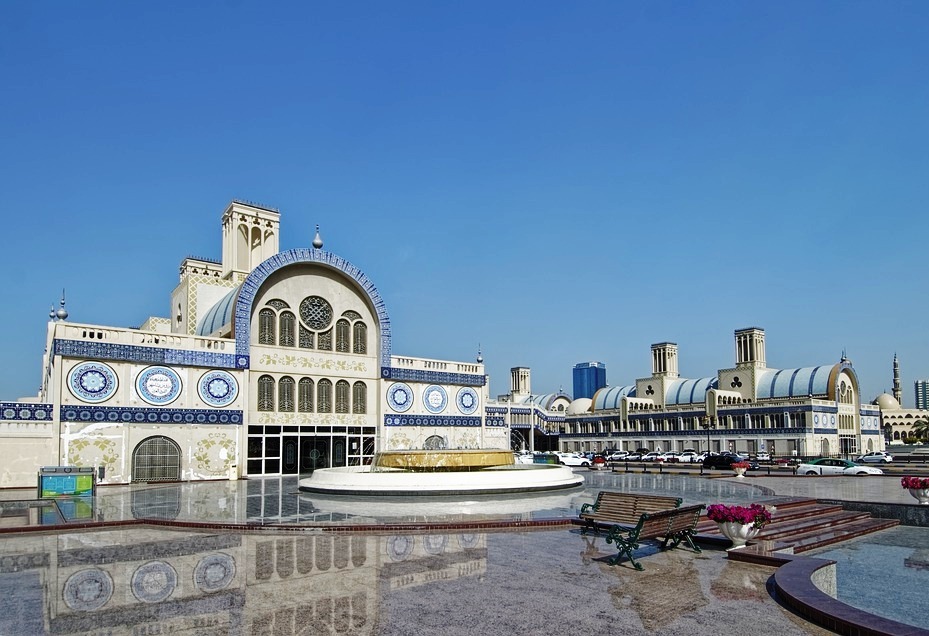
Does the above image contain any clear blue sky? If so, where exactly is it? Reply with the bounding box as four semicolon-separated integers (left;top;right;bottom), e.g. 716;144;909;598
1;1;927;405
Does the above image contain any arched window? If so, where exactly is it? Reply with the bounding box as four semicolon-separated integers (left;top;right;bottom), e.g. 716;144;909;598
298;378;314;412
258;375;275;411
279;376;295;412
336;319;350;353
352;381;366;414
317;379;332;413
258;309;276;345
335;380;350;413
318;329;332;351
280;312;296;347
299;325;314;349
353;322;367;354
132;436;182;482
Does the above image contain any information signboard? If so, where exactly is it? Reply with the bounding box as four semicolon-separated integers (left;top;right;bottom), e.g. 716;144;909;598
37;466;96;498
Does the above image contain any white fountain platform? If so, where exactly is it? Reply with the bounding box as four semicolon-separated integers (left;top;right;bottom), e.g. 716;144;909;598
298;463;584;496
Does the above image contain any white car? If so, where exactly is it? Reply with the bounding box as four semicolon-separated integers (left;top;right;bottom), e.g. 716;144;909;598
556;452;591;467
608;451;629;461
659;451;681;462
754;452;771;462
856;451;893;464
642;451;664;462
797;458;884;476
678;451;699;463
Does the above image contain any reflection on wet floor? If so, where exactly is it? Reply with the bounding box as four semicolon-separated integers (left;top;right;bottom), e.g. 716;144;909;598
0;526;834;636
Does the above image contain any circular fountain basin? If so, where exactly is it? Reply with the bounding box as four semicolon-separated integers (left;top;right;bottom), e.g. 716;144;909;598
298;449;584;496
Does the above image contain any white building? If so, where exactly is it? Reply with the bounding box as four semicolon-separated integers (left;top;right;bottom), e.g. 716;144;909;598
0;200;494;487
559;327;884;459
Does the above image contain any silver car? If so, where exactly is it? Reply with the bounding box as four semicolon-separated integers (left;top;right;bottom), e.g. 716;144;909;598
856;451;893;464
798;458;883;475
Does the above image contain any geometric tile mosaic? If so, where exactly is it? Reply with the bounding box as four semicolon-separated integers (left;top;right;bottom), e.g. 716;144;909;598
54;340;238;369
59;406;243;425
1;403;54;421
384;414;483;427
381;366;486;387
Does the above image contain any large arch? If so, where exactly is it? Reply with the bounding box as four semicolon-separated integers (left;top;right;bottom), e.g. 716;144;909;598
232;248;392;368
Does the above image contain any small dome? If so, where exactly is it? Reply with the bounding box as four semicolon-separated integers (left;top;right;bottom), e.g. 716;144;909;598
874;393;901;411
566;398;592;415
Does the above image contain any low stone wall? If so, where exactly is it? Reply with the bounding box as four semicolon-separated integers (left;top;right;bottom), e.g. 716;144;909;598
817;498;929;527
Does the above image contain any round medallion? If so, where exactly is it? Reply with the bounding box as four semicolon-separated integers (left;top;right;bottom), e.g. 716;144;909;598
136;366;182;406
456;387;479;415
197;370;239;407
423;385;447;414
194;554;236;593
831;415;836;425
386;535;414;561
131;561;177;603
458;533;480;549
387;383;414;413
68;362;118;403
299;296;333;330
63;568;113;611
422;534;448;555
814;415;819;424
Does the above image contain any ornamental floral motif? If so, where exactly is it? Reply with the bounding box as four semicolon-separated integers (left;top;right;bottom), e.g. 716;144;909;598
456;387;479;415
256;352;368;371
387;383;414;413
192;433;235;474
198;370;238;407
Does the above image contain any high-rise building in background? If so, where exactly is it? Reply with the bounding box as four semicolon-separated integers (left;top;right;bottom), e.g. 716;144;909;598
916;380;929;410
573;361;606;399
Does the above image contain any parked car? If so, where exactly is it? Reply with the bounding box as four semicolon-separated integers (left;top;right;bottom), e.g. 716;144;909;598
797;458;884;476
754;452;771;462
556;452;591;467
702;453;759;470
693;452;708;463
642;451;664;462
856;451;893;464
659;451;681;462
678;451;699;463
624;451;642;461
608;451;629;461
513;451;535;465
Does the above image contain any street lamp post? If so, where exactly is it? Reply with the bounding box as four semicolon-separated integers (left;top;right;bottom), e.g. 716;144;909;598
701;416;712;454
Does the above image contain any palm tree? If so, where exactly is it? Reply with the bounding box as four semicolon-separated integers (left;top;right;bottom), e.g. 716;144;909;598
911;419;929;442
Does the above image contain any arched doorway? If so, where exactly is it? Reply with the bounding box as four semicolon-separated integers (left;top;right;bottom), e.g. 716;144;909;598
132;436;182;482
423;435;447;450
820;439;830;457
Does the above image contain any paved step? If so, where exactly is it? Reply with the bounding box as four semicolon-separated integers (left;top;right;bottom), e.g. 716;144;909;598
696;497;899;558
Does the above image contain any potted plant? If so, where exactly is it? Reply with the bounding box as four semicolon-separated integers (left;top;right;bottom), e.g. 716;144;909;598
731;461;751;478
706;503;773;549
901;476;929;505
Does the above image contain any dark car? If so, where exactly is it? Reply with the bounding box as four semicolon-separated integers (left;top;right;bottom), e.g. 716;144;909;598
702;453;760;470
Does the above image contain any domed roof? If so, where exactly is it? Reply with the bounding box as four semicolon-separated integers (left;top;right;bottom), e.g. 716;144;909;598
874;393;902;411
196;287;239;336
566;398;592;415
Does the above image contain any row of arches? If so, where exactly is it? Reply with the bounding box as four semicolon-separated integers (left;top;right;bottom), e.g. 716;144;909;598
257;376;367;414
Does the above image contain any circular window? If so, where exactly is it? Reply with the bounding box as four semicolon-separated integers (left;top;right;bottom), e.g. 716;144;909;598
299;296;333;330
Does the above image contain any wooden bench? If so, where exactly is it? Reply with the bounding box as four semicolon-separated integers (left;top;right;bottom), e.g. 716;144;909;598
603;503;705;570
579;491;682;535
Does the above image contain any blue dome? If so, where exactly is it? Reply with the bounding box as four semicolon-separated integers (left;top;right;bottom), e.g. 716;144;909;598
592;385;636;411
196;287;239;336
665;377;718;405
756;366;833;399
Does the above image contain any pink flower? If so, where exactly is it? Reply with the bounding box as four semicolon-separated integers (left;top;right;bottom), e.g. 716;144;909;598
901;476;929;490
706;503;772;529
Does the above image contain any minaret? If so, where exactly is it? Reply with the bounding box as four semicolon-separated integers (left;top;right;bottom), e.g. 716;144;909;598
893;353;902;404
221;200;281;280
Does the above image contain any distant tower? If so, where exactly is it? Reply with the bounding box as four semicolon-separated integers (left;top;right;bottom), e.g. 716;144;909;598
510;367;531;396
734;327;766;368
915;380;929;410
573;361;606;399
651;342;679;378
893;353;902;405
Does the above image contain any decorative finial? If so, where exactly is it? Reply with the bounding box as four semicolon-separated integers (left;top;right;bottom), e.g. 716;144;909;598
312;224;323;249
55;289;68;321
49;305;56;320
476;344;483;364
841;348;848;363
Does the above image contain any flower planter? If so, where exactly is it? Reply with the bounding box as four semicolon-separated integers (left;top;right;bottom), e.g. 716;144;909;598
732;467;747;478
908;488;929;505
716;521;760;549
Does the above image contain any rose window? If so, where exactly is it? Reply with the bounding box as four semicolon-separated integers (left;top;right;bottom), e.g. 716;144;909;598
299;296;333;330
